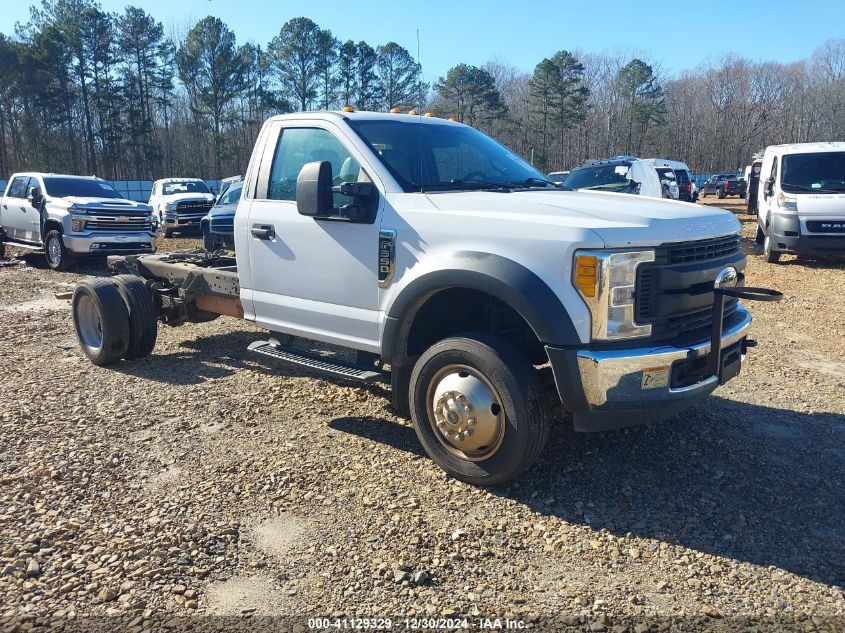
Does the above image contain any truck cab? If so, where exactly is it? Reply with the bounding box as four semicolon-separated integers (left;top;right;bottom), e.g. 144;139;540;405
73;111;773;485
0;173;156;269
756;142;845;262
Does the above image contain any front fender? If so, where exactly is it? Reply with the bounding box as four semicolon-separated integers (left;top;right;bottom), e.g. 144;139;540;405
380;251;581;363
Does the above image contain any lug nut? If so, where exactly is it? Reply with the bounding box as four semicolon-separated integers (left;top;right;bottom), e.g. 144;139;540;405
467;417;477;426
464;428;474;437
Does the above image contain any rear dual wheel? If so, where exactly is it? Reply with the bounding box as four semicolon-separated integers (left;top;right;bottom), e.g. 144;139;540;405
409;334;550;486
72;276;158;365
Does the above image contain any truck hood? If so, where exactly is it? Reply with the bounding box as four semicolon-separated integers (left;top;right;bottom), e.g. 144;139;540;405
794;192;845;216
161;192;215;205
53;196;153;213
425;189;741;247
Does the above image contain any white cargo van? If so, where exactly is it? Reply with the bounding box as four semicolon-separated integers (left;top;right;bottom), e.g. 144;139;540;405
756;142;845;262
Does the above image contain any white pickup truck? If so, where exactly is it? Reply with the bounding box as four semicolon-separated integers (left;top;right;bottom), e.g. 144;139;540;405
0;173;156;269
70;111;779;485
149;178;216;237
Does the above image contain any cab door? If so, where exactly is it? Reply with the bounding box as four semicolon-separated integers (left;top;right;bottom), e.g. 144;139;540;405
243;122;383;351
759;157;778;228
2;176;37;242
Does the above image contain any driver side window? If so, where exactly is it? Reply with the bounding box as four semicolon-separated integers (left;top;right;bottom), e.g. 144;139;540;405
268;128;363;204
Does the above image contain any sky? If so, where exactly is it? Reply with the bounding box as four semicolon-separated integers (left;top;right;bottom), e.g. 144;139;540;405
1;0;842;83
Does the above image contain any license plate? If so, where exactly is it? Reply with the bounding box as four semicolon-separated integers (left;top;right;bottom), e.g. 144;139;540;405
642;365;670;389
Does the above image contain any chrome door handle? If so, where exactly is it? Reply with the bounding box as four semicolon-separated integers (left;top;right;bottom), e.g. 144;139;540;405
251;224;275;240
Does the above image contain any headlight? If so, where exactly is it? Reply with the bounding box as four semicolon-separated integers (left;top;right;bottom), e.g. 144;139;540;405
777;192;798;212
164;202;176;211
573;249;655;340
71;218;86;232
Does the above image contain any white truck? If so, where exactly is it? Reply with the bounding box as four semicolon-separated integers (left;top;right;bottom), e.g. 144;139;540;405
0;173;156;270
755;142;845;262
70;111;780;485
148;178;216;237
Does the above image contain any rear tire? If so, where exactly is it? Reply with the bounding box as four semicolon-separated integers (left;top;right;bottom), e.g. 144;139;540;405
113;274;158;359
755;225;765;245
0;239;5;260
71;279;130;365
409;333;550;486
44;229;74;271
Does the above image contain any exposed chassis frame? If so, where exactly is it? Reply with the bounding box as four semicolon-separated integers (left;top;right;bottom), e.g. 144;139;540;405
112;251;244;324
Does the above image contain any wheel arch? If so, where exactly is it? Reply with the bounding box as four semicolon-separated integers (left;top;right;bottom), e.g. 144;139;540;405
380;252;580;365
42;217;63;239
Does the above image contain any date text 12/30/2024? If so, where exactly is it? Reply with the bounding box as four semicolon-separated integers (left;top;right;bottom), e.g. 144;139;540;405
307;618;527;629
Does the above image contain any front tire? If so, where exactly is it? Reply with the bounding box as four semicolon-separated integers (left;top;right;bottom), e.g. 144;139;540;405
409;334;550;486
44;229;74;271
71;279;130;365
763;227;781;263
717;188;725;199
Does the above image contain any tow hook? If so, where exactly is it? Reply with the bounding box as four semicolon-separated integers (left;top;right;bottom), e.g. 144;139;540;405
707;286;783;378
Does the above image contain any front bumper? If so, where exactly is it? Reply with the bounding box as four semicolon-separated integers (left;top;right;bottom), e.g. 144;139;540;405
62;233;156;256
770;213;845;257
547;305;752;432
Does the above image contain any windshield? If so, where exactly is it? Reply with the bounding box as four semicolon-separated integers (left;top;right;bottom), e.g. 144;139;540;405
782;152;845;193
163;180;210;195
43;177;122;199
216;181;242;206
563;164;635;192
347;119;553;192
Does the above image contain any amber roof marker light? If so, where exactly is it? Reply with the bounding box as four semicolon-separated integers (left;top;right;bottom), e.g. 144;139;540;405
342;105;354;112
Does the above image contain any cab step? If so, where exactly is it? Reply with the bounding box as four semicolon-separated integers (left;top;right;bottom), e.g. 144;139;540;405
248;340;385;383
1;240;44;252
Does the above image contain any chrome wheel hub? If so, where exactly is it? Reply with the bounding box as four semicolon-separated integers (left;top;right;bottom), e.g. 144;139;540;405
47;236;61;265
427;365;505;460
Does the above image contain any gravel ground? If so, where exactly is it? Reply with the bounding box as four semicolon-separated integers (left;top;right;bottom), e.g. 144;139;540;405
0;211;843;633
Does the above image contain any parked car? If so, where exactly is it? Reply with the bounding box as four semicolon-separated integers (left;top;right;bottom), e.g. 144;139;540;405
149;178;215;237
0;173;155;269
547;170;570;185
756;142;845;262
646;158;695;202
71;110;776;485
700;174;747;199
201;178;242;251
561;156;663;198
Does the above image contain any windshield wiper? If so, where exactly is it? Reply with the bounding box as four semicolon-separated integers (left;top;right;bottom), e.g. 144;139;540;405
442;179;511;191
502;177;556;189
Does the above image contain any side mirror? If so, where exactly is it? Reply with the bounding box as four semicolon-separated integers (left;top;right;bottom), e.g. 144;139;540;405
27;186;41;205
296;161;334;217
763;177;774;198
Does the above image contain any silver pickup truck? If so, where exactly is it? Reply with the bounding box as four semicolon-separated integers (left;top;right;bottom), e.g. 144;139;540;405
0;173;156;269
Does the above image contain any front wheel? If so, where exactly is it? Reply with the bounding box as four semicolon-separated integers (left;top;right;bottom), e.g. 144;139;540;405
717;188;726;199
763;228;781;263
44;229;74;271
409;334;550;486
